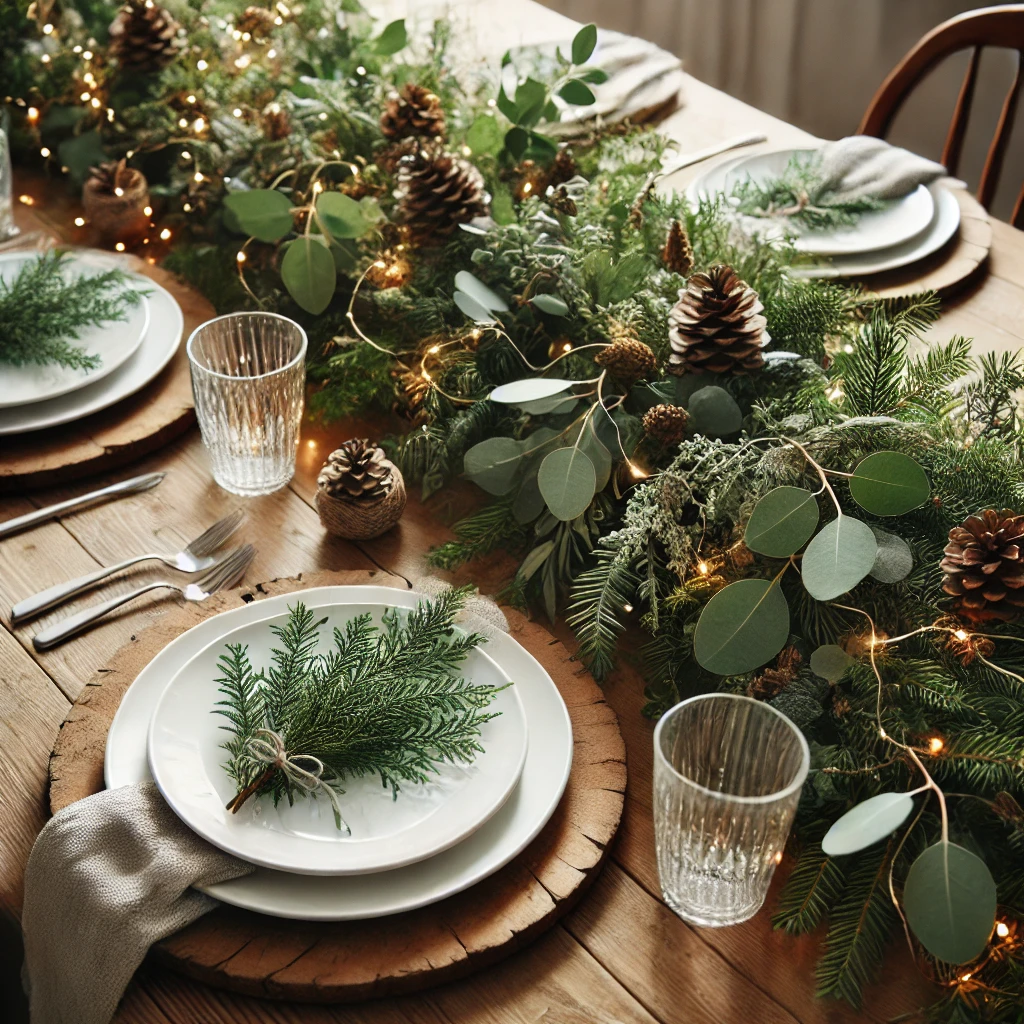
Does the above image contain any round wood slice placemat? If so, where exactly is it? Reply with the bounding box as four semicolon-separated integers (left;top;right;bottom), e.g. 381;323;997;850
1;200;211;493
860;186;991;300
48;569;627;1004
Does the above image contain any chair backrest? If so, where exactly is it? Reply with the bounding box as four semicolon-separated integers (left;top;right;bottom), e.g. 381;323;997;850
858;5;1024;227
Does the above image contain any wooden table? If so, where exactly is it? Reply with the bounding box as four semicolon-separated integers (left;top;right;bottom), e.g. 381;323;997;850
3;4;1024;1021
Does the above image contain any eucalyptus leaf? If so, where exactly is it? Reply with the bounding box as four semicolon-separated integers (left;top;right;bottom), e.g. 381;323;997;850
688;386;743;437
463;436;525;495
454;271;508;312
513;475;546;524
530;293;569;316
821;792;915;856
373;19;408;55
454;290;496;324
538;446;597;521
515;394;578;416
224;189;294;243
869;528;914;583
579;421;613;490
571;23;598;65
281;236;335;314
849;451;931;516
744;486;819;557
558;80;596;106
693;579;790;675
801;516;877;602
489;378;574;404
316;191;369;239
904;842;997;963
809;644;854;682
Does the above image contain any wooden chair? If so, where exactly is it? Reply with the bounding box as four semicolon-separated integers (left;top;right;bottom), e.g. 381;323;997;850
858;4;1024;227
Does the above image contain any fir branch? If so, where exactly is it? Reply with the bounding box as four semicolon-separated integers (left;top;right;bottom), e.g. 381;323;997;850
773;840;847;935
427;501;529;571
0;252;145;370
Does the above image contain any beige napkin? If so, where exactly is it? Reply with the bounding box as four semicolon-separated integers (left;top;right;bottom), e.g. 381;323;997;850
23;781;254;1024
22;579;506;1024
816;136;946;201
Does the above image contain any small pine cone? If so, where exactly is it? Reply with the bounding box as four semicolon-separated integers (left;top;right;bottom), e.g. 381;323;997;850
547;184;578;217
549;148;578;187
397;149;488;246
109;0;184;74
595;337;658;385
940;509;1024;622
261;105;291;140
642;404;688;446
662;220;693;277
748;647;801;700
85;158;145;196
668;264;770;376
317;440;393;502
236;5;277;40
831;693;852;718
380;84;446;141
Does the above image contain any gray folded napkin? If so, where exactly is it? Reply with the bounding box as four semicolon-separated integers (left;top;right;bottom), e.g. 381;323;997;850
23;781;254;1024
816;135;946;201
22;579;507;1024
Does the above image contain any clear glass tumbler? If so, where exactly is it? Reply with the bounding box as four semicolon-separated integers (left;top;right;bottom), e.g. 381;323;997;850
0;108;18;241
653;693;809;927
187;312;307;496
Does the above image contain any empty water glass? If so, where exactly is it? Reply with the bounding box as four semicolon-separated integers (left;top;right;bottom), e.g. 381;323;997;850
0;108;18;242
653;693;809;927
188;312;307;496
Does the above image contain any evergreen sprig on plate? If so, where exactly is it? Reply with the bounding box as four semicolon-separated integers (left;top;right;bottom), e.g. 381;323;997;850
0;252;145;370
214;588;507;830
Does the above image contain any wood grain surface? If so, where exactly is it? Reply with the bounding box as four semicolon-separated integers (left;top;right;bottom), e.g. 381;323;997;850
48;569;627;1003
3;2;1023;1020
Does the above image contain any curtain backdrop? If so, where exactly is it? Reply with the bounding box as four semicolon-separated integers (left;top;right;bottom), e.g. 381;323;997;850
541;0;1023;220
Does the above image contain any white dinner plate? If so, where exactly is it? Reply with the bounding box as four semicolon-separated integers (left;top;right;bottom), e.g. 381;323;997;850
0;266;183;436
148;602;529;876
688;156;961;279
0;251;150;408
106;586;574;919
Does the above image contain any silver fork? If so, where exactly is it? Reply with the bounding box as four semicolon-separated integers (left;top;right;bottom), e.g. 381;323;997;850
11;510;244;625
32;544;256;651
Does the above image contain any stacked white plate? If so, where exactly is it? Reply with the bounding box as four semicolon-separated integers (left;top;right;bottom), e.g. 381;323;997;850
0;248;184;436
686;146;962;279
107;586;574;920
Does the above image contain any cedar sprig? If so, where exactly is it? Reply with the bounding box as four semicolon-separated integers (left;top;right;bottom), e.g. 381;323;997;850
214;589;508;825
0;252;145;370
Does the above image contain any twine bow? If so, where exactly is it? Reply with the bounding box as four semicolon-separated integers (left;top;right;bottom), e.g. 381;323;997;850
225;728;349;833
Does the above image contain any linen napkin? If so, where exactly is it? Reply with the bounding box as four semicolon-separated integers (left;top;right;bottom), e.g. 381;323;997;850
815;136;946;201
22;579;508;1024
22;781;254;1024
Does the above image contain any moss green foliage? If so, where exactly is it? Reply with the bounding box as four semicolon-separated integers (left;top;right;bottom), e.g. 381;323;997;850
215;590;505;828
0;251;143;369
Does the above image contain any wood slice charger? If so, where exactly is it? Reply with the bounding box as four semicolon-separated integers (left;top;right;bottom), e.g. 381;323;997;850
48;570;627;1004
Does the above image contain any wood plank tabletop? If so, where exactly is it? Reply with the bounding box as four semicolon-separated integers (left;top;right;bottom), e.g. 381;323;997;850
2;3;1022;1021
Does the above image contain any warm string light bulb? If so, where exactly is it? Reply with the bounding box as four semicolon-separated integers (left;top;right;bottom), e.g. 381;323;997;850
996;922;1010;938
697;560;709;575
628;462;647;480
236;251;247;263
928;737;944;754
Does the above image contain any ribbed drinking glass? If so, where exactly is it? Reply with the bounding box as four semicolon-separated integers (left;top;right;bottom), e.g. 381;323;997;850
188;312;307;496
0;108;18;242
653;693;809;927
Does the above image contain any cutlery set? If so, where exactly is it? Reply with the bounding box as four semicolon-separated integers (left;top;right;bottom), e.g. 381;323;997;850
1;473;256;650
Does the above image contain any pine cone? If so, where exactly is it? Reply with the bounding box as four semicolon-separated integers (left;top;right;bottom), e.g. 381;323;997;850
236;5;277;40
940;509;1024;622
549;148;578;187
317;440;393;503
668;264;769;376
662;220;693;277
642;403;688;446
86;159;145;196
595;333;657;385
380;84;446;141
261;104;291;141
397;149;487;246
747;647;802;700
109;0;184;74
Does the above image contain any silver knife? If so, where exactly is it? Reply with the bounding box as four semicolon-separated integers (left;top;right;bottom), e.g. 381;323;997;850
0;472;165;541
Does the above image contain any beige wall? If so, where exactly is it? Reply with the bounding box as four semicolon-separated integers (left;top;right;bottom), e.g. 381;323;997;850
540;0;1023;220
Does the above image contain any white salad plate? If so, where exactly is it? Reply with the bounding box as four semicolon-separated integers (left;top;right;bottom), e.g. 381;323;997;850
148;602;530;876
0;251;151;408
0;262;183;436
688;154;961;280
714;147;935;256
107;586;574;920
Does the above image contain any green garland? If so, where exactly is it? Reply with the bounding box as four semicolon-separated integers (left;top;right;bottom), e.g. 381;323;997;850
5;5;1024;1018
